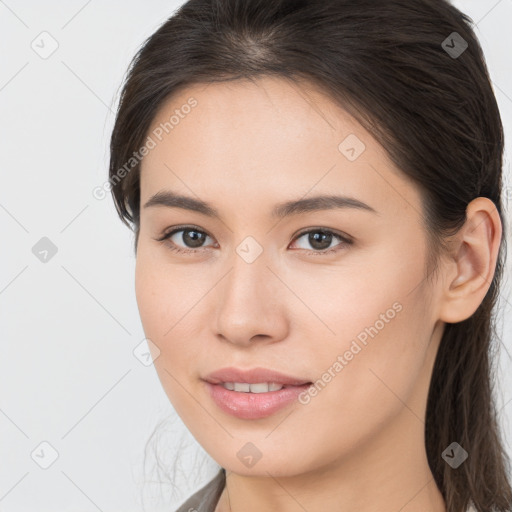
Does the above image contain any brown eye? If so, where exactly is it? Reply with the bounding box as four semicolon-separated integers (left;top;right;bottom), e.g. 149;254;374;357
156;226;215;254
170;228;208;248
290;229;353;254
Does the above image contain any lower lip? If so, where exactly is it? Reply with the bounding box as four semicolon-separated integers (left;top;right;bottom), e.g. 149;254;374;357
204;382;312;420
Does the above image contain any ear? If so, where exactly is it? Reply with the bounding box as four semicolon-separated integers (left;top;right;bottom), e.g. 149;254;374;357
438;197;503;324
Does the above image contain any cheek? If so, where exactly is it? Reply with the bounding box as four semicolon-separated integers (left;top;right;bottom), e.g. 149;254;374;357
135;243;190;332
299;244;432;412
135;256;166;340
134;248;211;367
287;240;428;349
289;289;433;470
134;249;184;362
324;294;431;433
134;252;202;414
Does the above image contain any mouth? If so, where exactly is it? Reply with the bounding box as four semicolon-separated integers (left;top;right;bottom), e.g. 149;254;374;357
202;367;313;419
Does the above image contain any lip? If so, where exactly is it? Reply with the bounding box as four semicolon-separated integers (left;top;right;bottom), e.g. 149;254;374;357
202;367;312;420
203;367;311;386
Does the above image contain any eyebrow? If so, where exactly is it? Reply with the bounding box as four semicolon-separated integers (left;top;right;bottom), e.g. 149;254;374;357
143;190;378;218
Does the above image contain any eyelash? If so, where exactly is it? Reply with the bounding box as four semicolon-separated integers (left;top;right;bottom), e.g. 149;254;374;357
155;224;353;256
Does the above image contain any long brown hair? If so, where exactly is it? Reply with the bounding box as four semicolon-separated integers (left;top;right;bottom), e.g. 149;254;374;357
108;1;511;510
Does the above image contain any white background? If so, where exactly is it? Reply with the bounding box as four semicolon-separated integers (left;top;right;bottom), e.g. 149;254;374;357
1;1;511;510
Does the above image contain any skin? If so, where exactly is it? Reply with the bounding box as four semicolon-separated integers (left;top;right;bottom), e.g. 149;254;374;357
134;76;502;512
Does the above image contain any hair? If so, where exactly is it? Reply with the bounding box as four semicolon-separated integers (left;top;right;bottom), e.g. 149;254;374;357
109;0;511;510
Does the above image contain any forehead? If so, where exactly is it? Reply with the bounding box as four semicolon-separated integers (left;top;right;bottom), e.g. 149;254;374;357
139;77;423;220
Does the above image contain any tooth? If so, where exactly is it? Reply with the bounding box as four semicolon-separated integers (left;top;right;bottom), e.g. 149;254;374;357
225;382;286;392
249;383;269;393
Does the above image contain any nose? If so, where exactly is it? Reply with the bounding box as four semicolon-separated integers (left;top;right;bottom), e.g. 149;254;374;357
214;252;289;347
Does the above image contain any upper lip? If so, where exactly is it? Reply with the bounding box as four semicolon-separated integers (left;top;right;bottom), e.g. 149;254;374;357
203;367;311;386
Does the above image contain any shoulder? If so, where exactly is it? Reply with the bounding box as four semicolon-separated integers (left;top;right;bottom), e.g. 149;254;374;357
174;468;226;512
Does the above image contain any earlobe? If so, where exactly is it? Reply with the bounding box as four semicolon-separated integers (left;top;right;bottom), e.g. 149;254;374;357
438;197;502;324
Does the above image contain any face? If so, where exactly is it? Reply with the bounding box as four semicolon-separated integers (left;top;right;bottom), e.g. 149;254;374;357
135;76;444;477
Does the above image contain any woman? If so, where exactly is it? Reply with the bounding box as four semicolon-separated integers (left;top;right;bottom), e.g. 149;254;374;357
108;0;512;511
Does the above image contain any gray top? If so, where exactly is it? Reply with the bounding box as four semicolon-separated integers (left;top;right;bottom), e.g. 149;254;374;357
174;469;476;512
174;468;226;512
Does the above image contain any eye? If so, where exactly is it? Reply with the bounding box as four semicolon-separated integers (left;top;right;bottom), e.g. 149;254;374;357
289;228;353;255
155;226;353;255
155;225;216;254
